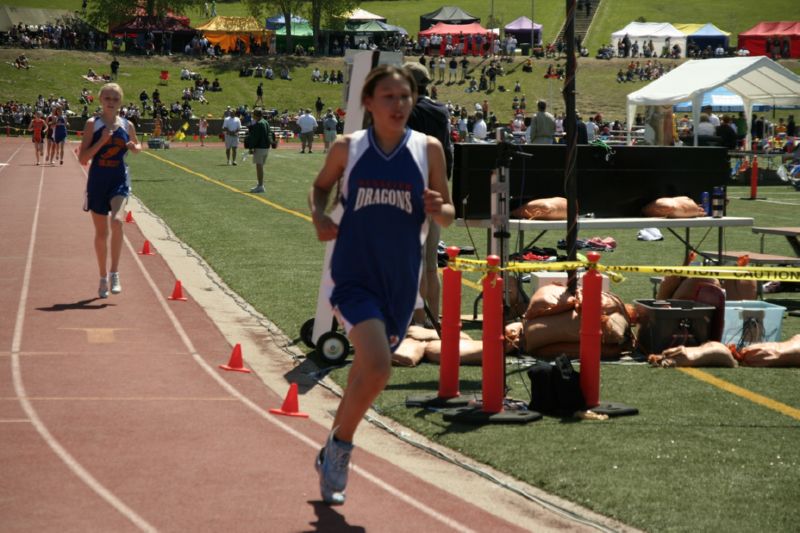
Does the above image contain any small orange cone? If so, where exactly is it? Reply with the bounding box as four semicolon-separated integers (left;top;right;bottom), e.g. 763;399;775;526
125;211;135;223
167;280;188;301
269;383;309;418
138;240;155;255
219;343;251;373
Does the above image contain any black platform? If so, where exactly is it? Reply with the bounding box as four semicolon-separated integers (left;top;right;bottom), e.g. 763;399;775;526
453;144;729;219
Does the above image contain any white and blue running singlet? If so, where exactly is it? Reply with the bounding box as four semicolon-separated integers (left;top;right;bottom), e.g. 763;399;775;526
84;117;131;215
328;127;429;350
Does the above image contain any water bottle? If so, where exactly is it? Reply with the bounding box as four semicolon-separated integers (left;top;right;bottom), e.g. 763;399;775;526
711;186;724;218
701;191;710;216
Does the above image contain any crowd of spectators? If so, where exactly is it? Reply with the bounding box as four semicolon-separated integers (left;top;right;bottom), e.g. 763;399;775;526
616;60;673;83
0;95;74;129
2;18;105;51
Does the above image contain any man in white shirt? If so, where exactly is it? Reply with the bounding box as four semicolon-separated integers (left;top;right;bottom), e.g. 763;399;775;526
585;116;598;142
526;99;556;144
472;111;487;140
297;108;318;153
222;110;242;165
703;105;721;127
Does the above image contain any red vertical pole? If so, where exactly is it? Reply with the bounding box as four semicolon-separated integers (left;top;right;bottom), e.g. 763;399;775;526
482;255;504;413
579;252;602;408
438;246;462;399
750;155;759;200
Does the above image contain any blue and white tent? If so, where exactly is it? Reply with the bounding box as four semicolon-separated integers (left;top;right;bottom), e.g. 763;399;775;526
674;86;770;112
686;23;729;51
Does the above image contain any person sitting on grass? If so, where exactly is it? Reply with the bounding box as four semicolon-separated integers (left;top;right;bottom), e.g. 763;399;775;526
265;66;274;80
280;67;292;80
210;78;222;92
15;54;30;69
522;59;533;73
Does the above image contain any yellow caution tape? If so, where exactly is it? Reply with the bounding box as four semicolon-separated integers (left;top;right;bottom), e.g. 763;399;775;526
608;264;800;282
447;257;800;283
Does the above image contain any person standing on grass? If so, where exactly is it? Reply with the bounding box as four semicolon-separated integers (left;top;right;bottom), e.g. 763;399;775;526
222;110;242;165
255;82;264;107
27;111;47;165
404;61;453;328
110;56;120;80
297;108;317;153
198;116;208;146
78;83;141;299
246;108;272;193
322;109;338;153
309;64;454;505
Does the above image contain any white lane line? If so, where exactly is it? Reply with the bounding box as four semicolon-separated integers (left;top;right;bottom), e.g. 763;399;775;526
0;145;22;174
10;164;158;533
121;213;476;529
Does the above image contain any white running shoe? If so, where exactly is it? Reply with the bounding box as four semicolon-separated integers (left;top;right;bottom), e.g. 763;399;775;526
110;272;121;294
249;184;265;193
315;432;353;505
98;278;109;299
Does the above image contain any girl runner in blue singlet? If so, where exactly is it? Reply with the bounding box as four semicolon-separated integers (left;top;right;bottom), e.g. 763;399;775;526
309;64;454;505
52;105;68;164
78;83;141;299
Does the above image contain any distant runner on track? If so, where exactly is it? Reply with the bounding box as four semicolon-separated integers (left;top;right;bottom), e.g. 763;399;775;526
78;82;141;299
27;111;47;166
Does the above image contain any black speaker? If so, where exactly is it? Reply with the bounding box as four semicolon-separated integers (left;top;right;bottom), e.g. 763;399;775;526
453;144;729;219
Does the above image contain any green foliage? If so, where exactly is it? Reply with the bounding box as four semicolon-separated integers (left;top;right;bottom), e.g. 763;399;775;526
85;0;204;29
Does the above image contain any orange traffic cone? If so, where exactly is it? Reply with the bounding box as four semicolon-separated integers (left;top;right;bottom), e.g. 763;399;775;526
219;343;251;373
167;280;188;301
138;240;155;255
125;211;135;223
269;383;308;418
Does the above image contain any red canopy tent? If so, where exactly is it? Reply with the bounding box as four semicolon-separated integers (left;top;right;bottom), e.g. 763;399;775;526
738;21;800;58
418;22;494;56
419;21;488;37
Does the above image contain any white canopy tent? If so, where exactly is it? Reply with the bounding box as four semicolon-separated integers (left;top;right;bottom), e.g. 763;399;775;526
626;56;800;146
612;22;687;58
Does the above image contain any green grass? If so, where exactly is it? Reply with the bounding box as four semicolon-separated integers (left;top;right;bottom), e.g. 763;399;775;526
4;49;798;129
125;146;800;532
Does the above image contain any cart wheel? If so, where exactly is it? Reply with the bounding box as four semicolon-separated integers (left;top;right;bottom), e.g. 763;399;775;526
317;331;350;365
300;318;315;348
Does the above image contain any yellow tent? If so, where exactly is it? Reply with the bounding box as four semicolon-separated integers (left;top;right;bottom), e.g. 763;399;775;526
196;16;272;53
673;23;705;35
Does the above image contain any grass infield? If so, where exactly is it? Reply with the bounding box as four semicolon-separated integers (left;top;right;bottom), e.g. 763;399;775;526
130;146;800;533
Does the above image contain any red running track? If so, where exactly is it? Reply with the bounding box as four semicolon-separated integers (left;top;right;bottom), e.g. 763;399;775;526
0;138;607;532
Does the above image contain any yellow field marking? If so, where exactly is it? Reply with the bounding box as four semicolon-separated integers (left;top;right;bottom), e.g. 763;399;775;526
680;367;800;421
143;151;311;222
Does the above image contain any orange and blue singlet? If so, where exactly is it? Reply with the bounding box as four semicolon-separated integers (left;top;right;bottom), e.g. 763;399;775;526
84;118;131;215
